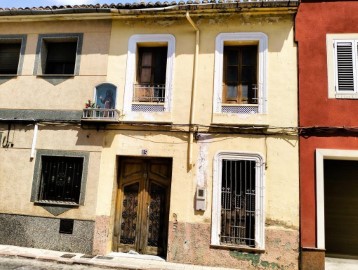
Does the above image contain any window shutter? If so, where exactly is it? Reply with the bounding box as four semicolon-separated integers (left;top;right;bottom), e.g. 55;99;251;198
140;51;152;83
335;41;355;92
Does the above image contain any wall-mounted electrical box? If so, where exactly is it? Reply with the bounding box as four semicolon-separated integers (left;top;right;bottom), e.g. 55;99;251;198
195;187;206;211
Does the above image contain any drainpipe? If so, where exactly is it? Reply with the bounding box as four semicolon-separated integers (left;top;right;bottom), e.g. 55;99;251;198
186;11;199;170
30;123;38;159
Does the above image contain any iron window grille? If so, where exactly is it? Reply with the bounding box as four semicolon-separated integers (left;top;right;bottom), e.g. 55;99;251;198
38;156;84;203
220;159;256;247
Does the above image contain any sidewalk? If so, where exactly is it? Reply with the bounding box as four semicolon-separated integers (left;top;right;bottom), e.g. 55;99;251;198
0;245;238;270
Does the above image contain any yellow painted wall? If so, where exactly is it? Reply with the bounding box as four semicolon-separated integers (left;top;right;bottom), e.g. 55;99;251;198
96;13;299;252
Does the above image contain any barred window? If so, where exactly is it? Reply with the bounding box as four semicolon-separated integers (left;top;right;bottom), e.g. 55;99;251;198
221;159;256;247
212;152;264;250
38;156;84;203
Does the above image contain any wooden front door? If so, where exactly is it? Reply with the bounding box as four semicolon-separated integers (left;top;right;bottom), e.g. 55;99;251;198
115;158;172;256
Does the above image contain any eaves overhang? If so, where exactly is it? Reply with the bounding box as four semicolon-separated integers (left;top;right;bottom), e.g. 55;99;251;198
0;1;298;22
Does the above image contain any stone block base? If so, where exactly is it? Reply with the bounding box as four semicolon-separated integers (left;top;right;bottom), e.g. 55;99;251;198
300;249;325;270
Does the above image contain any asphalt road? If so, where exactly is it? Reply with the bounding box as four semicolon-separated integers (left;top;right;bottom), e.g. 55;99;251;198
0;256;120;270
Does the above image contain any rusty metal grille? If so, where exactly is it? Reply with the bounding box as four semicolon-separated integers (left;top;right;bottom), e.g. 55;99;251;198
220;159;256;247
120;183;139;245
39;156;83;203
148;183;166;247
133;84;166;103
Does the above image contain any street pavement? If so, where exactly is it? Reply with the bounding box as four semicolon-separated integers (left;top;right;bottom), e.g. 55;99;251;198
0;256;123;270
0;245;237;270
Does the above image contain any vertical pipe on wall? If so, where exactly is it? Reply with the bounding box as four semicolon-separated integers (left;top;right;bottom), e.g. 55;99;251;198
186;11;199;170
30;123;38;159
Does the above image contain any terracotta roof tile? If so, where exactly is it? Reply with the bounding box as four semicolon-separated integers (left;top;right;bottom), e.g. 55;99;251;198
0;0;299;16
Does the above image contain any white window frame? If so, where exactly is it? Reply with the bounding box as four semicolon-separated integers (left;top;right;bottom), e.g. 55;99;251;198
123;34;175;113
327;34;358;99
213;32;268;114
315;149;358;249
211;151;265;250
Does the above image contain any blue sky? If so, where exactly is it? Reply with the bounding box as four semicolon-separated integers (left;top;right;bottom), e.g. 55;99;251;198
0;0;138;8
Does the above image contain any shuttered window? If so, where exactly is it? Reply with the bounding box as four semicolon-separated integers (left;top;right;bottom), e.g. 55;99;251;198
0;43;21;74
335;40;358;93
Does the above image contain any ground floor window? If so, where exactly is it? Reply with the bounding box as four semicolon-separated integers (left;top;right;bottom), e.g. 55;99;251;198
212;152;264;250
31;150;89;206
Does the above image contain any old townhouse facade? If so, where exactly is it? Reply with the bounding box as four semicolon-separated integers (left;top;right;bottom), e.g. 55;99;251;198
0;1;299;269
296;0;358;269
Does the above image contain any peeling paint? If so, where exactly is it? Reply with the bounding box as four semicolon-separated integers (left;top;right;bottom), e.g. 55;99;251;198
266;218;299;230
167;221;298;269
196;141;209;187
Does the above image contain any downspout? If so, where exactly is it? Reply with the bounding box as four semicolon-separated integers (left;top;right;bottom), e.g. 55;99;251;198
30;123;38;159
186;11;199;170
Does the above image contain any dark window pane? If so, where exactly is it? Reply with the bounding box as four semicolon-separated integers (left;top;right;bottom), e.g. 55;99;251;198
45;41;77;75
0;43;21;74
227;66;239;82
227;50;238;65
39;156;83;203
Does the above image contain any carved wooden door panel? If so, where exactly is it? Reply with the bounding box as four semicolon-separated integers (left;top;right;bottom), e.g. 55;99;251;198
115;158;171;256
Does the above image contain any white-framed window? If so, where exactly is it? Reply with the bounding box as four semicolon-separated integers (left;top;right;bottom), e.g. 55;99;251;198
326;34;358;99
213;33;268;114
334;40;358;96
212;152;265;250
123;34;175;113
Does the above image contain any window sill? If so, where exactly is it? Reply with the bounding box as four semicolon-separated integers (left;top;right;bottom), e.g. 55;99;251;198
335;94;358;99
36;74;75;77
0;74;18;77
34;200;79;207
210;244;265;253
221;103;259;107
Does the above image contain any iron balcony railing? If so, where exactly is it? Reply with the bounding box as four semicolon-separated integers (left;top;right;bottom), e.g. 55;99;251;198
82;108;120;121
133;84;166;103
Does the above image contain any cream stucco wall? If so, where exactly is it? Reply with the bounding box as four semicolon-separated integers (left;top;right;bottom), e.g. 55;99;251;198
0;20;111;110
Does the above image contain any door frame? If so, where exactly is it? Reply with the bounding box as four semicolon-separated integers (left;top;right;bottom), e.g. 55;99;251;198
113;156;172;256
315;148;358;250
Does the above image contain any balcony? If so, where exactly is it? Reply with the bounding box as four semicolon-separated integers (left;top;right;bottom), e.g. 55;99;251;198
132;84;166;112
82;108;120;122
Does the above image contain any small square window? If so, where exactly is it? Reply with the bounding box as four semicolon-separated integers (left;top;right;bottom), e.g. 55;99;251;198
44;41;77;75
0;35;26;75
38;156;83;203
35;33;83;76
31;150;89;207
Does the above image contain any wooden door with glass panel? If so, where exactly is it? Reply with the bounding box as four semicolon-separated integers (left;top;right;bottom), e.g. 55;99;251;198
115;158;171;256
223;45;258;104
